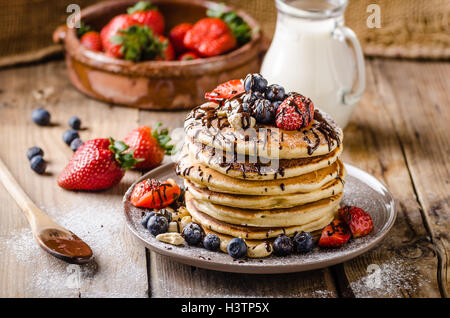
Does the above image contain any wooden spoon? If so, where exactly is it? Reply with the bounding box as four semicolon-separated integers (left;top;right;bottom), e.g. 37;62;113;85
0;158;93;264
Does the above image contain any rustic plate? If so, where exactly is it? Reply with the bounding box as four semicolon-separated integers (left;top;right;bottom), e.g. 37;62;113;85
123;162;396;274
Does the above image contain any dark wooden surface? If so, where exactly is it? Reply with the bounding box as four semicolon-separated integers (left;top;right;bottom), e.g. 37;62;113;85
0;58;448;297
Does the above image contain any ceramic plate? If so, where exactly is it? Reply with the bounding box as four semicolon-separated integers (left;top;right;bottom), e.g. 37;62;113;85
123;163;396;274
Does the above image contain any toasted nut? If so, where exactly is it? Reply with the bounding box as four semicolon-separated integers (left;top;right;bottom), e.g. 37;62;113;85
156;233;185;246
247;242;273;258
172;206;190;222
180;216;192;230
168;221;180;233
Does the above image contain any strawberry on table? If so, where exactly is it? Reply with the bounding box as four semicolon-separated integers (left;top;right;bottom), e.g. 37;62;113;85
127;1;165;35
124;124;174;170
169;23;193;54
318;219;351;248
80;31;103;52
183;18;236;57
205;79;244;101
57;138;140;191
178;51;199;61
131;178;181;209
338;206;374;238
275;94;315;131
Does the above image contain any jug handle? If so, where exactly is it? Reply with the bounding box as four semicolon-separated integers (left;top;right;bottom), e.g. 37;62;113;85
333;26;366;106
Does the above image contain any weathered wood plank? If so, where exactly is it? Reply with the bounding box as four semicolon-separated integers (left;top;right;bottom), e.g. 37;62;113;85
338;59;442;297
0;61;148;297
371;59;449;297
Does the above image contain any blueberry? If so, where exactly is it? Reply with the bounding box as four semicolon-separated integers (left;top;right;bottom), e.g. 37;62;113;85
244;73;267;93
293;231;314;253
30;155;47;174
203;233;220;251
141;212;155;228
253;99;274;124
63;129;80;145
272;100;283;114
241;93;256;104
273;235;293;256
69;116;81;130
182;222;204;246
26;146;44;160
265;84;286;101
70;138;84;152
227;237;247;259
31;108;51;126
156;208;172;222
147;215;168;236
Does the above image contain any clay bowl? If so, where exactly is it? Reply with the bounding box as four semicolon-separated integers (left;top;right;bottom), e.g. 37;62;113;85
54;0;262;110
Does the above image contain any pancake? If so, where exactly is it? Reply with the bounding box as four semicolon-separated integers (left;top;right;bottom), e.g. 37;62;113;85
185;166;344;209
184;103;343;159
189;192;343;227
176;152;344;195
185;137;343;180
186;194;337;240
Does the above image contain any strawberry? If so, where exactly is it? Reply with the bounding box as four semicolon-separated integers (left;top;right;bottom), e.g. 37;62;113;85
80;31;103;52
178;51;199;61
131;178;181;209
169;23;193;54
183;18;236;57
338;206;374;238
206;6;252;46
109;25;168;61
156;35;175;61
100;14;137;54
318;219;351;248
275;94;315;131
123;124;174;170
205;79;244;101
127;1;165;35
57;138;140;191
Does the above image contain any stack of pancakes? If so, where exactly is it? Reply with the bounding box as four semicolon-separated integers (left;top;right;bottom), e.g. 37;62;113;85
176;102;345;257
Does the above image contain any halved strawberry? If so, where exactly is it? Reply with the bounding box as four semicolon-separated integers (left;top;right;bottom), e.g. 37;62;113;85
338;206;374;238
205;79;244;101
318;219;351;248
131;178;181;209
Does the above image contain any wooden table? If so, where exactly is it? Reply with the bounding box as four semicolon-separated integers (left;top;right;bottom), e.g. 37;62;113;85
0;58;448;298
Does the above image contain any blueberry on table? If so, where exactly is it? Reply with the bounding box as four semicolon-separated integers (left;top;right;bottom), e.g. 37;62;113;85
26;146;44;160
141;211;155;228
31;108;51;126
293;231;314;253
70;138;84;152
63;129;80;145
273;235;293;256
147;215;168;236
265;84;286;101
182;222;204;246
243;73;268;93
68;116;82;130
30;155;47;174
203;233;220;251
227;237;247;259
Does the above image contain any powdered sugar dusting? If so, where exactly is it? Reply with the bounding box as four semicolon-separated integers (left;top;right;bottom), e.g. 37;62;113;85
2;195;147;298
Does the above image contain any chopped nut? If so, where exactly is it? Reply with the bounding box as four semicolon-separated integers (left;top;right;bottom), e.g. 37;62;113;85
156;233;185;246
168;221;180;233
180;216;192;230
172;206;190;222
228;112;255;130
247;242;273;258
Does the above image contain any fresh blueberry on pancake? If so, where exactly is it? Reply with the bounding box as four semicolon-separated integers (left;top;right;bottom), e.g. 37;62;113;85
265;84;286;101
273;235;293;256
293;231;314;253
182;222;204;245
243;73;267;93
203;233;220;251
227;238;247;259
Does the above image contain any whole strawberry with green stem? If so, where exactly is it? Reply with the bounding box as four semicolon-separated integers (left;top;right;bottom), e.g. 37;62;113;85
57;138;141;191
100;14;137;54
124;124;174;170
127;1;165;35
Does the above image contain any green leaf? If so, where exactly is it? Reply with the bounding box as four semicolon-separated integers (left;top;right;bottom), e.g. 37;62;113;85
127;1;157;14
77;22;92;38
108;137;142;170
151;123;176;155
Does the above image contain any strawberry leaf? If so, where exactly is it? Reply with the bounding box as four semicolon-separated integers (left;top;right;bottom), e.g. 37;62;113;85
77;22;93;38
127;1;157;14
151;123;176;155
109;137;143;169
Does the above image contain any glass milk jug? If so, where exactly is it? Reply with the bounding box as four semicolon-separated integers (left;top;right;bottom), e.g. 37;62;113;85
261;0;365;128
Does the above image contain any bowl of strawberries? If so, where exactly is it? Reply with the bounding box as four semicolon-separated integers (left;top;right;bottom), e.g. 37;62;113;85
53;0;262;110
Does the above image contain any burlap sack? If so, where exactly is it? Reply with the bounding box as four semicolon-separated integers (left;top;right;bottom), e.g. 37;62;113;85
0;0;448;67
